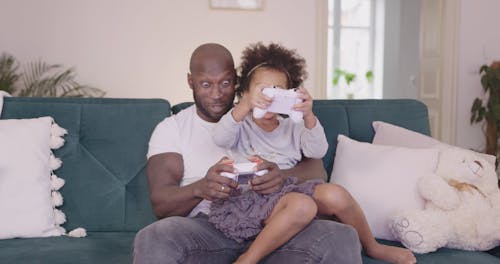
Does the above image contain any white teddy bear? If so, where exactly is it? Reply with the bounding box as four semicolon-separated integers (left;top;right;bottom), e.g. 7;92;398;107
390;147;500;253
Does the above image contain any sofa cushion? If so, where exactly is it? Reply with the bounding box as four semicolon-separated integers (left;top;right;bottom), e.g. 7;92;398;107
335;99;430;142
0;117;66;239
313;99;430;180
372;120;496;165
330;135;439;240
364;240;500;264
0;232;135;263
1;98;171;232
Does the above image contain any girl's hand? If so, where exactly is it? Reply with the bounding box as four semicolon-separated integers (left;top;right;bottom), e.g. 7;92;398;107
233;84;272;122
248;84;272;110
294;87;317;129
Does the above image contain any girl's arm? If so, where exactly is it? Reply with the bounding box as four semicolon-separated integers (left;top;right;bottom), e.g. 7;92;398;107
214;86;273;148
294;87;328;159
231;85;272;122
212;109;242;149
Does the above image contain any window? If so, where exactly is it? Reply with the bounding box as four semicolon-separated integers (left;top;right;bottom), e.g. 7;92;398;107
327;0;384;99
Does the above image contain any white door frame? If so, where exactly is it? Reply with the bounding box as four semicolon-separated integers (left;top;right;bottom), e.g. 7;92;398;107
314;0;328;99
315;0;460;144
419;0;460;144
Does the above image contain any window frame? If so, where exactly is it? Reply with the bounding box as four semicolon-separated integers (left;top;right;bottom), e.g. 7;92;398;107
327;0;379;99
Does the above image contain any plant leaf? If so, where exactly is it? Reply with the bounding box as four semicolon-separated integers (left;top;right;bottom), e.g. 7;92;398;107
0;53;20;94
365;71;374;83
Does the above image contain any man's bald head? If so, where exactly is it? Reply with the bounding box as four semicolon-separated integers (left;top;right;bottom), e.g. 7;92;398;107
187;43;236;122
189;43;235;74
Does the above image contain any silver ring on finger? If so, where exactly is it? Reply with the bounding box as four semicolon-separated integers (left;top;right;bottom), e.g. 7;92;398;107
221;185;225;191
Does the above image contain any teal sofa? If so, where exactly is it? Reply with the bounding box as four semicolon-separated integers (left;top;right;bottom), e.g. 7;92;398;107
0;97;498;264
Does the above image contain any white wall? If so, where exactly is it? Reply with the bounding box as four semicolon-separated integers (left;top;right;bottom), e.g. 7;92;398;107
0;0;317;105
456;0;500;151
2;0;499;151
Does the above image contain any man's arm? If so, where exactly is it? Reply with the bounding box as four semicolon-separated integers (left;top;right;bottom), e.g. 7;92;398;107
147;153;238;219
147;153;200;218
283;157;327;182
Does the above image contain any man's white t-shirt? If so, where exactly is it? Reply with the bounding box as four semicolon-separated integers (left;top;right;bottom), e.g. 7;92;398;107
147;105;230;217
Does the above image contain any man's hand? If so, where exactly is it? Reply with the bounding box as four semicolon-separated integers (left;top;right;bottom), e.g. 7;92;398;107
196;157;238;201
248;156;285;194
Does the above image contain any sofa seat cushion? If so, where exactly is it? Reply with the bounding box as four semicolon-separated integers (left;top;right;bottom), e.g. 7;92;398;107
361;240;500;264
0;232;135;264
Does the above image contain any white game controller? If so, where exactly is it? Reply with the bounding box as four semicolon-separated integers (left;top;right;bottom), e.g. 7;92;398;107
220;162;268;184
253;87;304;123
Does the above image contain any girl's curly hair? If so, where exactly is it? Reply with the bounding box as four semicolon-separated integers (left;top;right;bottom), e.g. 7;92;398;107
236;42;307;97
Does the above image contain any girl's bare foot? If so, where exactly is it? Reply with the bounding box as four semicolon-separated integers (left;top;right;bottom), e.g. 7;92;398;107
366;243;416;264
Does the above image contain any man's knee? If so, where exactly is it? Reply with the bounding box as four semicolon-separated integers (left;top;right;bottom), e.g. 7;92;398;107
133;216;242;264
314;221;362;263
133;217;188;264
263;220;362;264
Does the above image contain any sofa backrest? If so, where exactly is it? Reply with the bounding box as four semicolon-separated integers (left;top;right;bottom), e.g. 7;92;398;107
1;97;429;232
171;99;431;180
1;97;171;232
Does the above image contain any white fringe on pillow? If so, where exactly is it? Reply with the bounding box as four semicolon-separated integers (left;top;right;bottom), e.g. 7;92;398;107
51;191;63;207
0;91;11;117
68;228;87;238
49;121;67;149
49;154;62;171
50;121;68;138
50;135;65;149
56;226;66;235
48;118;87;238
50;174;65;191
54;209;66;225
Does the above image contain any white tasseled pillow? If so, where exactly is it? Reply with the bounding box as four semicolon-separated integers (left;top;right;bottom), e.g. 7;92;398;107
0;116;85;239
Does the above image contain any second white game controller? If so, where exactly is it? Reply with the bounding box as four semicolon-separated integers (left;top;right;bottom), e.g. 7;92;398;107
253;87;304;122
220;162;268;184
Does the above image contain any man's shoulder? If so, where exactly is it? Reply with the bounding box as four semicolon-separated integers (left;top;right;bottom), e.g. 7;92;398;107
172;105;196;128
147;105;195;159
158;105;195;127
174;104;195;119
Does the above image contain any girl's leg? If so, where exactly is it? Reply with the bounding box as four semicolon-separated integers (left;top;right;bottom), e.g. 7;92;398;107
235;192;317;264
313;183;416;264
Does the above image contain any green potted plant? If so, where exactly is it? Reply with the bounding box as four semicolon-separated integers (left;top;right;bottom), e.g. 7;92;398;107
0;53;104;97
470;61;500;168
333;68;373;99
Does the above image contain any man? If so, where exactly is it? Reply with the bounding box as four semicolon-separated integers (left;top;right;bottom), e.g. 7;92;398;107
133;43;362;264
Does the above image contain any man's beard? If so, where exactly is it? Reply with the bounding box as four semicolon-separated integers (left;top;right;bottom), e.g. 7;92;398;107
193;93;234;122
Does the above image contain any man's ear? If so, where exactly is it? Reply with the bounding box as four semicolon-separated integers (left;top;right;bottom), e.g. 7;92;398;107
187;73;194;89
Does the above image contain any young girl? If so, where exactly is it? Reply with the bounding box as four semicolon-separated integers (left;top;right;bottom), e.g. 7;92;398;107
209;42;416;264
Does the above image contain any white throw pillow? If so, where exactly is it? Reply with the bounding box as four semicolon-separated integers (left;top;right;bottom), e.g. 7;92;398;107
330;135;439;240
0;116;68;239
0;91;11;117
372;121;496;166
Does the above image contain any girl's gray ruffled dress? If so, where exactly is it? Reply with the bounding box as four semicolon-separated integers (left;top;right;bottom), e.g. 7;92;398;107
208;177;324;243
